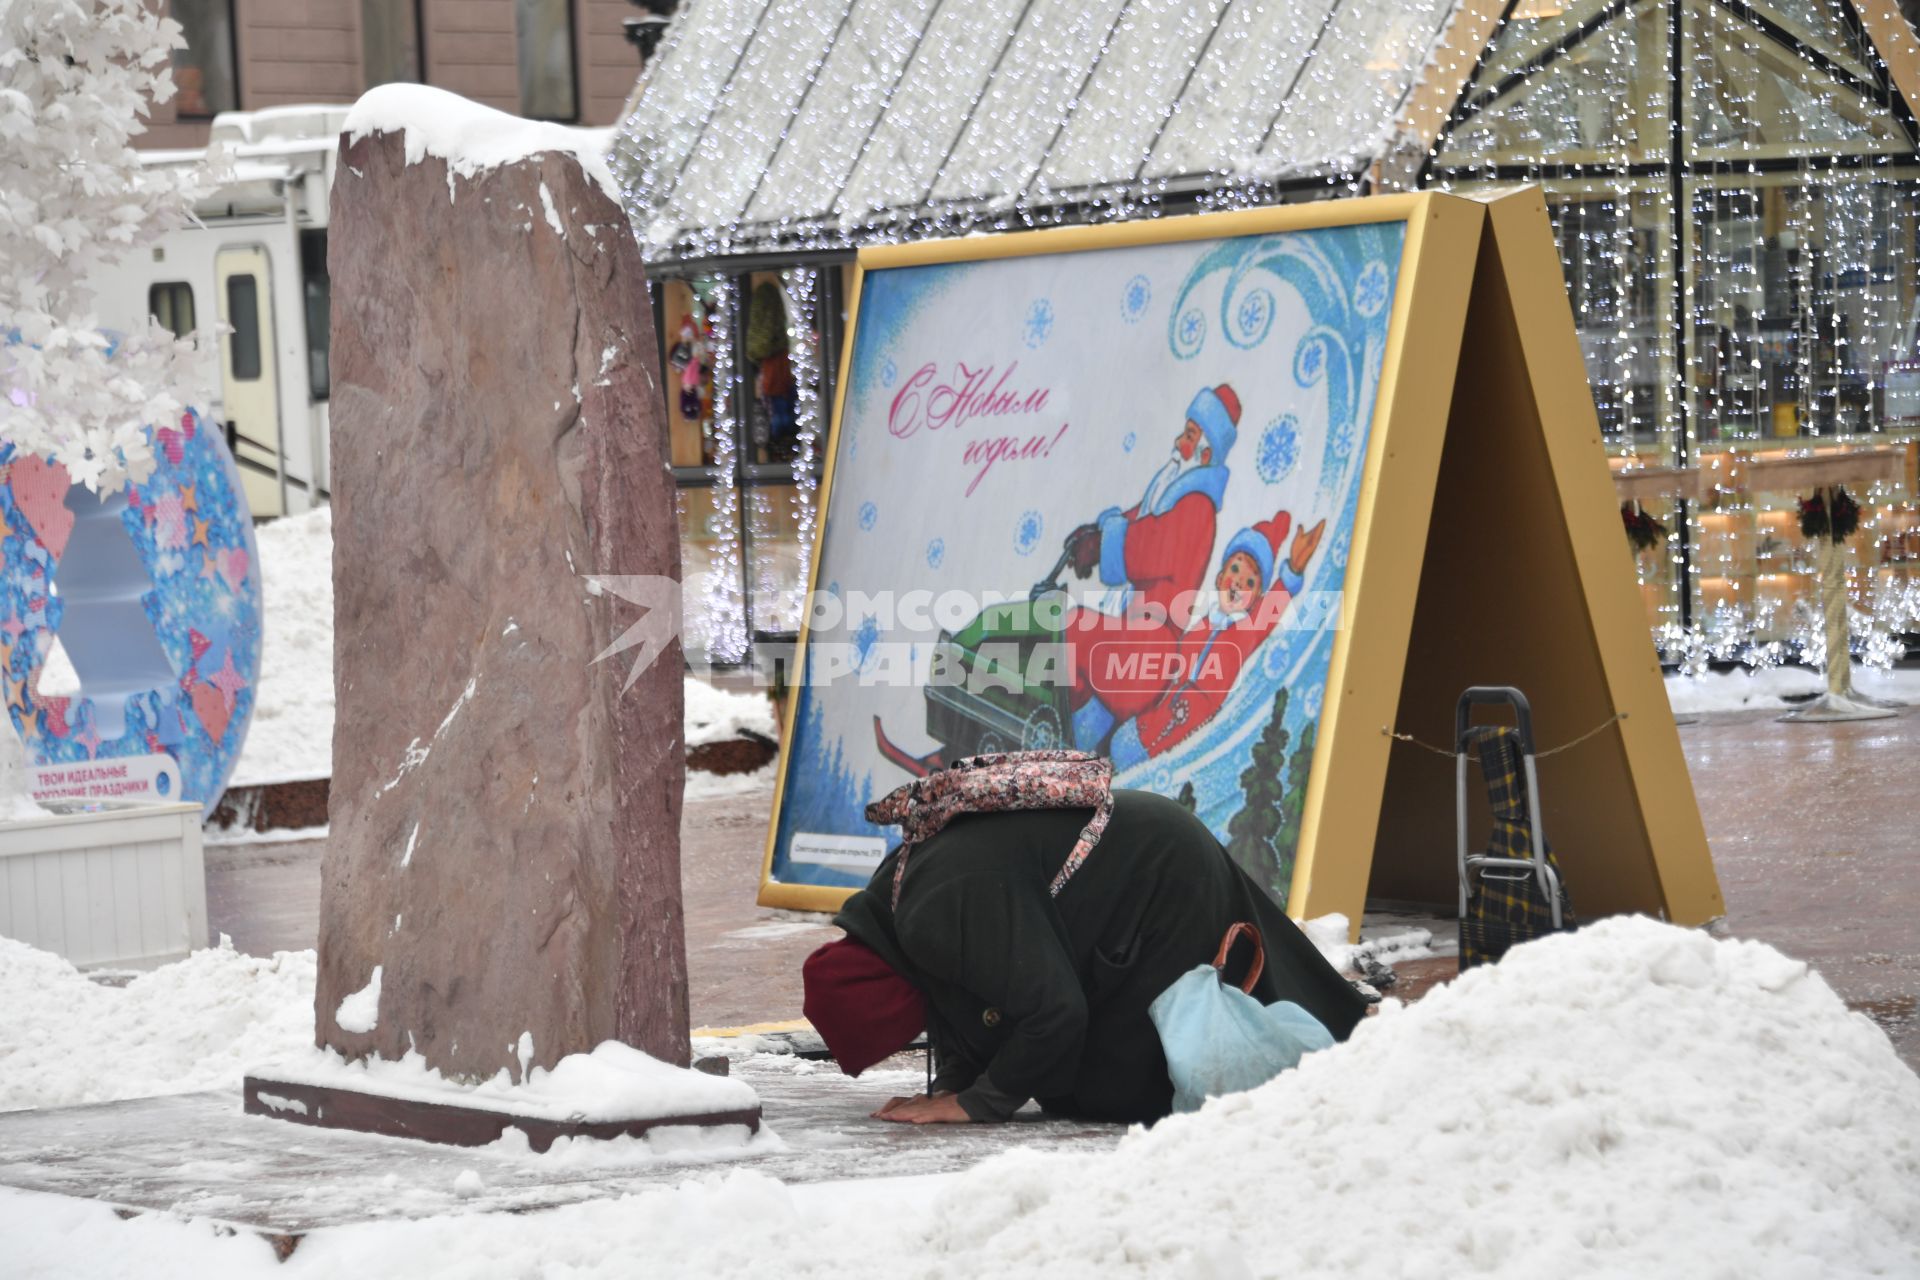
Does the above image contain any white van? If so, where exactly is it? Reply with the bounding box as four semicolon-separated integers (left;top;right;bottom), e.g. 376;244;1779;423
91;104;349;518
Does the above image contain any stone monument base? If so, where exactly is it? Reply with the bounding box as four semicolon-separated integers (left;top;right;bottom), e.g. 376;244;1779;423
241;1072;760;1152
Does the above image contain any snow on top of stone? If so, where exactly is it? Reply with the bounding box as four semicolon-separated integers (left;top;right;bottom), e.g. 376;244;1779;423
257;1039;758;1123
333;964;382;1033
345;83;618;204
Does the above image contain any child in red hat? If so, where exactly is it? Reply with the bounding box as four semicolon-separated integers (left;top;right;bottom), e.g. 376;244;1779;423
1110;510;1325;767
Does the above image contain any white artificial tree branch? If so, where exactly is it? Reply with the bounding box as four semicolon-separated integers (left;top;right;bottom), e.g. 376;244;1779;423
0;0;225;492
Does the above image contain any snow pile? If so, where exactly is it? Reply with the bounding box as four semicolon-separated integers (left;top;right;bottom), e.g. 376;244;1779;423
685;762;777;801
257;1040;758;1124
911;917;1920;1278
1665;664;1920;715
343;83;617;203
684;678;777;747
232;506;334;786
0;937;315;1112
1301;912;1437;974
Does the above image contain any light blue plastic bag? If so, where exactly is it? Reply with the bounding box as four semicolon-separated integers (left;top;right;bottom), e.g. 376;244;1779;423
1148;923;1335;1113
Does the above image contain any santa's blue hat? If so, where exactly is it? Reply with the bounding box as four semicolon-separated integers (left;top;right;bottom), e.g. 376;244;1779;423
1186;384;1240;462
1222;513;1291;592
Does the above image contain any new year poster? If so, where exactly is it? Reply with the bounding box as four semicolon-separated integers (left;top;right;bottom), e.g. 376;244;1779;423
769;217;1409;909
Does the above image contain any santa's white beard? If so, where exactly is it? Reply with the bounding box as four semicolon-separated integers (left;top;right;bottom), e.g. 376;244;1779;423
1141;448;1203;512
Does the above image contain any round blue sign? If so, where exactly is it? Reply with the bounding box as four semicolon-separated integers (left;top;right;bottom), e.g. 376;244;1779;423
0;408;263;815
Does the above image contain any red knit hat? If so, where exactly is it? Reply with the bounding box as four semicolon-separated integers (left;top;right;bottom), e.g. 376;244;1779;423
1213;383;1242;425
802;938;926;1077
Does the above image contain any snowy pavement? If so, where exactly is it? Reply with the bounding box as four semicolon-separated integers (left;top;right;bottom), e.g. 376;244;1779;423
0;1056;1119;1235
4;917;1916;1277
9;659;1920;1272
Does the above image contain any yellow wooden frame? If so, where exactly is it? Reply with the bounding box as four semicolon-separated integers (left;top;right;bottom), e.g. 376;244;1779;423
760;187;1723;943
1348;188;1723;930
758;192;1489;914
1494;188;1722;919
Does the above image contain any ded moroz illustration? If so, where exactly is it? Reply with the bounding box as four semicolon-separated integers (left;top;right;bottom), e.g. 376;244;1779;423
789;225;1403;903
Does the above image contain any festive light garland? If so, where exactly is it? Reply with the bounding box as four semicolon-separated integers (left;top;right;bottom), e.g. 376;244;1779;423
784;266;823;597
701;276;747;664
613;0;1920;671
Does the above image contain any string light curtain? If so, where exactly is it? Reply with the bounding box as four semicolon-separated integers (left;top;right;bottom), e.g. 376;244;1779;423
613;0;1458;260
615;0;1920;667
1429;0;1920;664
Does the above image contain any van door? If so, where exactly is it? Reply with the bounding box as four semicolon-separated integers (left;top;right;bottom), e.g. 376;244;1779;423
214;246;285;518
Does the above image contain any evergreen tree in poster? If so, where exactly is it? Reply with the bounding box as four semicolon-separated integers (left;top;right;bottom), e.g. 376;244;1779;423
1227;686;1291;897
1176;781;1196;811
1274;722;1319;891
786;697;881;843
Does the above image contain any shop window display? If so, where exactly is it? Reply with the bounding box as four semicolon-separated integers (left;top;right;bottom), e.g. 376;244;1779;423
664;278;721;467
1432;0;1920;648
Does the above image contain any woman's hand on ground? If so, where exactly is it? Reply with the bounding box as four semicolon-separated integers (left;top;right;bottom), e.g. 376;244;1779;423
871;1091;971;1124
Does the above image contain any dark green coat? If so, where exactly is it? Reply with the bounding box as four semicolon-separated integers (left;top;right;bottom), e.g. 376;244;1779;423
835;788;1366;1123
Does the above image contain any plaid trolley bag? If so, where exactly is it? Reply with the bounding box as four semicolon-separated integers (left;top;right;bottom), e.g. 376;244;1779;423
1456;687;1575;970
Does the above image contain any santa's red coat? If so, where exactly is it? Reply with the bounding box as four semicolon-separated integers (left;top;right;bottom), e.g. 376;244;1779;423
1067;491;1218;715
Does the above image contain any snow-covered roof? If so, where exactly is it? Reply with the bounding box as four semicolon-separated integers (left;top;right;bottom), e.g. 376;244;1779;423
615;0;1467;263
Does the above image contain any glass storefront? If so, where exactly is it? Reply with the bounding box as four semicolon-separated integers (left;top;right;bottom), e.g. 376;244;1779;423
1429;0;1920;641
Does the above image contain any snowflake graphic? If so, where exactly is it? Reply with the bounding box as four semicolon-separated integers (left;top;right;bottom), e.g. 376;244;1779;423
1025;298;1054;349
1178;308;1206;350
858;501;877;532
1014;509;1044;557
880;355;898;388
1257;416;1300;484
1294;337;1325;386
1121;274;1152;323
926;538;945;570
1301;681;1325;722
1328;526;1351;569
1122;431;1137;454
1329;416;1355;465
1353;260;1391;318
1236;290;1271;338
852;613;882;671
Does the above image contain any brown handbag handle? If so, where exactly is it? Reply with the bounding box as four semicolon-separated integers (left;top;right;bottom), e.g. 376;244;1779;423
1213;922;1265;994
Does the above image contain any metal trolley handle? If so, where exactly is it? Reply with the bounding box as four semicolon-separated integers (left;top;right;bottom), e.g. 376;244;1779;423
1455;687;1562;930
1455;685;1535;753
